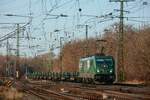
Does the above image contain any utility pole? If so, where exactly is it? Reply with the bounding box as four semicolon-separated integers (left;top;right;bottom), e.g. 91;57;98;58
6;39;9;77
119;0;124;81
60;37;64;78
16;24;20;79
85;25;88;56
24;53;28;79
77;24;89;56
49;49;52;72
109;0;134;81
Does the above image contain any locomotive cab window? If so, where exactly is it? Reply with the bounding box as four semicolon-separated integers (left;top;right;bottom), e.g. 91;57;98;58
96;58;113;67
104;59;113;66
96;59;108;68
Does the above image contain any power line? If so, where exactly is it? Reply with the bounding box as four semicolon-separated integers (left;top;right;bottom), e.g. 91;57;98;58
126;19;150;23
0;22;30;43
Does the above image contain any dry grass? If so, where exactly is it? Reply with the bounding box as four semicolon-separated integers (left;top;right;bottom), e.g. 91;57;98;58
0;86;23;100
124;80;145;85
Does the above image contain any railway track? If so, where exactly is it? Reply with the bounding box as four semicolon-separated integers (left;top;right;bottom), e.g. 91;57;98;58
66;86;150;100
68;82;150;100
16;81;80;100
17;80;101;100
13;79;150;100
24;83;101;100
24;87;76;100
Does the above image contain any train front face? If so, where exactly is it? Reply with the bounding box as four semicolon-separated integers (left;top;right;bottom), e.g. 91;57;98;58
94;56;116;83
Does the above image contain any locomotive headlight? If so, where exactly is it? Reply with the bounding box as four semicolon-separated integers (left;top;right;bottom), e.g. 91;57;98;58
110;69;113;73
97;69;100;72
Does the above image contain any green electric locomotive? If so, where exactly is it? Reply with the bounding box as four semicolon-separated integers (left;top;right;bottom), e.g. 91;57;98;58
79;54;116;83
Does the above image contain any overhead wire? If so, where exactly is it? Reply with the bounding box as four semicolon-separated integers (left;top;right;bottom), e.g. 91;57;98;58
2;0;149;56
126;19;150;23
0;22;31;42
27;0;37;57
126;0;141;10
38;0;75;53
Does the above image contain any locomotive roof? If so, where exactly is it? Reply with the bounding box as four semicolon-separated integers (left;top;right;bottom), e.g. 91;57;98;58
80;54;114;61
81;53;113;58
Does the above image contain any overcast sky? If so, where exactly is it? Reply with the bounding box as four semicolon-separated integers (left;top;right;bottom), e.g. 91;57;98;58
0;0;150;57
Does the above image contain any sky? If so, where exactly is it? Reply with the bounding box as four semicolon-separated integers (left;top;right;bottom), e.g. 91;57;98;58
0;0;150;57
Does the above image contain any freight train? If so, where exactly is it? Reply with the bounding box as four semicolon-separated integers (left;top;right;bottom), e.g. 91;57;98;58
28;54;116;83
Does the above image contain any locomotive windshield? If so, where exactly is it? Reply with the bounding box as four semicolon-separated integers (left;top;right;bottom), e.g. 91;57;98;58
96;58;113;67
